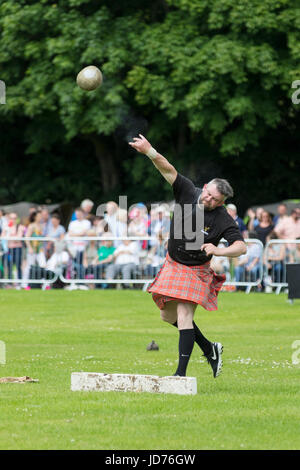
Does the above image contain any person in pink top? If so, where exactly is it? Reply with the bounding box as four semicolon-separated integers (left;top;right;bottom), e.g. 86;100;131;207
274;208;300;253
2;213;26;279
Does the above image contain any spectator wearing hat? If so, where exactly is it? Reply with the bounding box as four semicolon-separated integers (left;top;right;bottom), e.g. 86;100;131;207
128;207;147;235
128;207;148;251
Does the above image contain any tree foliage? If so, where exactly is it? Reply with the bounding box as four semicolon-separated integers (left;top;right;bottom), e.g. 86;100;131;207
0;0;299;210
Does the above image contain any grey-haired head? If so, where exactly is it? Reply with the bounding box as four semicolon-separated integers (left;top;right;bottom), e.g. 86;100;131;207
207;178;234;201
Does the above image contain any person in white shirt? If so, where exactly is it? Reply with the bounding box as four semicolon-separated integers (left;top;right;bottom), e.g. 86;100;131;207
48;214;66;240
67;207;91;278
106;239;139;288
104;201;119;246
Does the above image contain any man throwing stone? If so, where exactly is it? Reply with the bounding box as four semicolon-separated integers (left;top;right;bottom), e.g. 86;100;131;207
129;135;247;378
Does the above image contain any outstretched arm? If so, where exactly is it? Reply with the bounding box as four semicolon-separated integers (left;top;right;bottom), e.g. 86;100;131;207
129;134;177;185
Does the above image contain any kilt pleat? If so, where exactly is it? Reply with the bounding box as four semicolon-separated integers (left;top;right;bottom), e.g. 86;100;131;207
147;253;225;311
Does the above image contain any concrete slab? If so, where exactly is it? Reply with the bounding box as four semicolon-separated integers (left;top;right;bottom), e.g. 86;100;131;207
71;372;197;395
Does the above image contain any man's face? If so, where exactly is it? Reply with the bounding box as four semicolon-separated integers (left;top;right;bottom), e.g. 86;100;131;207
278;204;287;216
200;183;225;211
41;209;49;221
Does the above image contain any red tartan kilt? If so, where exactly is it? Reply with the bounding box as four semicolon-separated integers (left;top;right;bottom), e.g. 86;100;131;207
147;253;225;311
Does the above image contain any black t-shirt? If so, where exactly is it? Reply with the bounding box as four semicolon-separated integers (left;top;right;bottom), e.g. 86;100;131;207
255;224;274;246
167;173;244;265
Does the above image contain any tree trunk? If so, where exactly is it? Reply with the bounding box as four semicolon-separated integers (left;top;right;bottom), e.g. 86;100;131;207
87;134;120;194
177;121;186;155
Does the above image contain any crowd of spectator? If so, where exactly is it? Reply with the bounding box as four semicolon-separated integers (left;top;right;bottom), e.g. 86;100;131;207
0;199;170;290
0;199;299;292
211;203;300;291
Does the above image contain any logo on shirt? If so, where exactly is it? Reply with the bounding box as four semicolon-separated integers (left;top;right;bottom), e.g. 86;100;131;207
201;226;210;236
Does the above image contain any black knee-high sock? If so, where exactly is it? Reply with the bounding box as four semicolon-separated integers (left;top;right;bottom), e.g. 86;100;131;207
173;321;212;356
174;329;195;377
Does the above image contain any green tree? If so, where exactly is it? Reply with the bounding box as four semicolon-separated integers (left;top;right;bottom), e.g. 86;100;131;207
0;0;299;210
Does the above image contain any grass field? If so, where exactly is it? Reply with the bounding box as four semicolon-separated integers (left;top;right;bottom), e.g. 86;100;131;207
0;289;299;450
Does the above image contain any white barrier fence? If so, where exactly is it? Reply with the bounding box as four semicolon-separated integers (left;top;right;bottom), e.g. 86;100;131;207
0;236;298;293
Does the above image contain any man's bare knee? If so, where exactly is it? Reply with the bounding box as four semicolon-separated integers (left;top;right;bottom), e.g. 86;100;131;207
177;302;196;329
